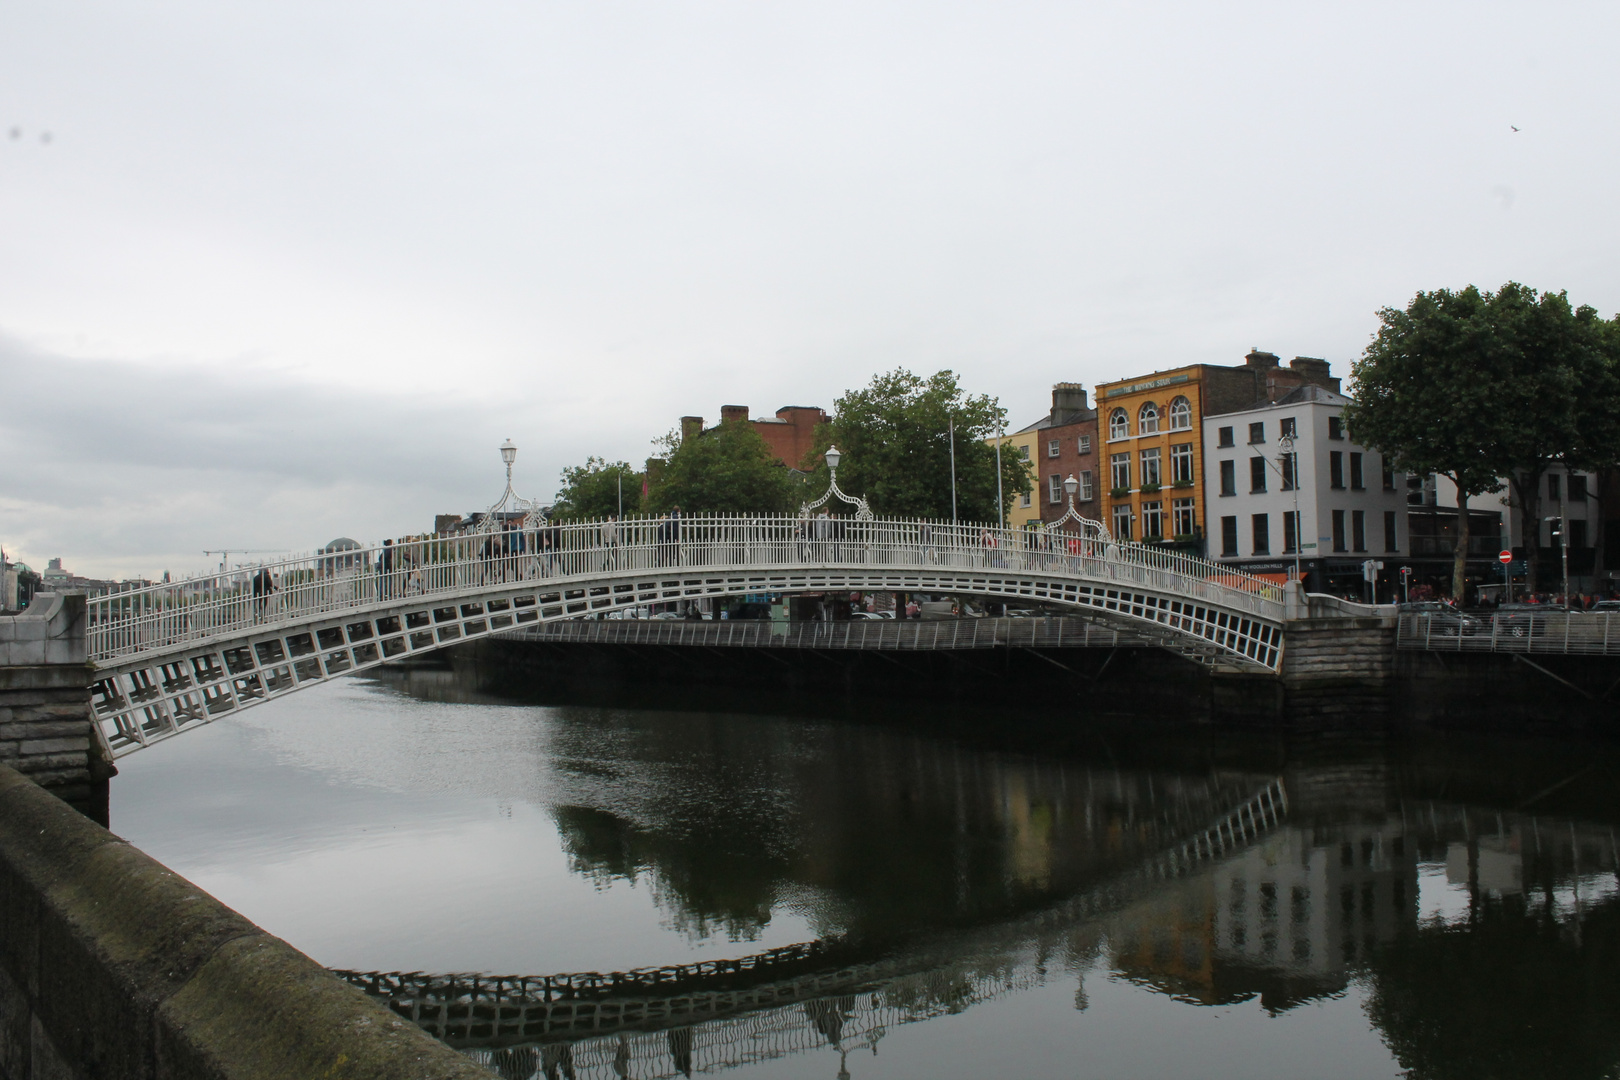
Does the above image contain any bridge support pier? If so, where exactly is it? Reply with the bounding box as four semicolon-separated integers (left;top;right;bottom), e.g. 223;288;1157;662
0;594;115;822
1278;617;1398;724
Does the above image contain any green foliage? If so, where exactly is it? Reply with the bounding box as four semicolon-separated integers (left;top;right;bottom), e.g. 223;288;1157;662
645;420;804;514
551;457;642;520
804;369;1031;523
1345;282;1620;596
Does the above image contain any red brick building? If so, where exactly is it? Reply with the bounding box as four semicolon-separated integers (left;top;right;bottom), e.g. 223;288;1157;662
1007;384;1101;526
681;405;828;470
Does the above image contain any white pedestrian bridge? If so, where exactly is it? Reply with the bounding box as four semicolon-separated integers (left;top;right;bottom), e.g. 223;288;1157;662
87;514;1286;756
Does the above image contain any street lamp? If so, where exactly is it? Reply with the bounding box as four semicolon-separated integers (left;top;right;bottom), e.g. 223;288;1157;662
824;444;842;472
1278;434;1302;584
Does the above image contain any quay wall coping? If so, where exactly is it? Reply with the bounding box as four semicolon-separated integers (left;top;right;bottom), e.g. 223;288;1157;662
0;763;493;1080
0;593;85;668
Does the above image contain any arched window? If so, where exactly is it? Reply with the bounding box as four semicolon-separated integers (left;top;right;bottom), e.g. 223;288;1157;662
1168;396;1192;431
1109;408;1129;440
1138;401;1160;435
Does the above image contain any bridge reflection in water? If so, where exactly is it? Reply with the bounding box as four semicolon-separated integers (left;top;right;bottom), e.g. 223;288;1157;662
329;747;1618;1080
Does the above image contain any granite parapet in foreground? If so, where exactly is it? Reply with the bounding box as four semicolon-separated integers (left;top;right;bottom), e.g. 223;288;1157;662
0;764;493;1080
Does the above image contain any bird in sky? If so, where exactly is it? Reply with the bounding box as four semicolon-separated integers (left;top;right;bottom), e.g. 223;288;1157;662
1510;125;1520;132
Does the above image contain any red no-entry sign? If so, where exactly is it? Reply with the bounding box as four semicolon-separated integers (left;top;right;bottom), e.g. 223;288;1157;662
1499;550;1513;564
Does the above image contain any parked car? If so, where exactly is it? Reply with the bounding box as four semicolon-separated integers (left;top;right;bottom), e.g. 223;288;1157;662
1398;601;1481;636
1591;600;1620;612
1493;603;1551;638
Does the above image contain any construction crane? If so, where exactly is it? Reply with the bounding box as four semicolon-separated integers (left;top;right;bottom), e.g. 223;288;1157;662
202;549;286;574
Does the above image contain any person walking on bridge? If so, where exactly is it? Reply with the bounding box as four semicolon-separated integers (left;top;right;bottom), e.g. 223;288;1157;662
378;538;396;599
601;514;619;571
251;566;276;622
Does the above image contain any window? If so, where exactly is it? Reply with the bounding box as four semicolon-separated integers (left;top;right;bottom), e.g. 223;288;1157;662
1250;457;1267;494
1112;504;1133;541
1077;435;1091;454
1332;510;1347;552
1571;474;1589;501
1217;426;1235;448
1141;501;1164;540
1252;514;1270;555
1279;416;1297;439
1571;519;1589;548
1328;415;1344;440
1048;474;1062;504
1352;510;1366;552
1329;451;1345;489
1283;511;1298;554
1140;447;1162;487
1110;452;1132;492
1280;452;1298;491
1109;408;1129;440
1220;460;1236;496
1016;443;1030;460
1382;459;1395;491
1078;470;1094;501
1048;439;1060;459
1350;453;1364;490
1168;396;1192;431
1019;490;1031;509
1173;498;1196;538
1139;401;1160;434
1170;443;1195;485
1248;422;1265;445
1549;474;1562;501
1384;511;1398;553
1221;516;1238;557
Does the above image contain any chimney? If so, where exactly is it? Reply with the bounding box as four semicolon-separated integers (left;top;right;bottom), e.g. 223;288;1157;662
1050;383;1090;422
1245;348;1280;369
720;405;750;423
680;416;704;442
1288;357;1340;393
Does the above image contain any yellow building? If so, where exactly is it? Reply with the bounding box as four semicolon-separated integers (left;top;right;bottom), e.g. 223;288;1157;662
985;429;1042;530
1095;351;1338;551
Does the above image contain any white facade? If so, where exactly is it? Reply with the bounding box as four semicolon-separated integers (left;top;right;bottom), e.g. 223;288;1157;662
1202;388;1408;574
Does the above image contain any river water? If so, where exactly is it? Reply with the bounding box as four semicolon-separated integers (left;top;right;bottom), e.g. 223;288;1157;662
111;661;1620;1080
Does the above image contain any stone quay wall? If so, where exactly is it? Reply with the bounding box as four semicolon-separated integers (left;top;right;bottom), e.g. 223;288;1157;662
0;763;494;1080
0;595;113;819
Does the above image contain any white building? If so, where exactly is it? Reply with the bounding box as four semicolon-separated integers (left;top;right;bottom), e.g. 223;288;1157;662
1202;385;1409;595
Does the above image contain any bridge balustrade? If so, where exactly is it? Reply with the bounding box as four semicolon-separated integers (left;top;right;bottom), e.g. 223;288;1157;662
86;514;1283;663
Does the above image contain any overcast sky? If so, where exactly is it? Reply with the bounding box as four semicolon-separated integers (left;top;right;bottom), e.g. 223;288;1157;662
3;1;1616;579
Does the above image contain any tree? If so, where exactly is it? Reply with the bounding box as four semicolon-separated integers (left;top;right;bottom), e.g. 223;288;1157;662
1488;285;1613;593
804;369;1031;523
551;457;643;520
1347;283;1620;600
644;419;803;515
1344;287;1509;601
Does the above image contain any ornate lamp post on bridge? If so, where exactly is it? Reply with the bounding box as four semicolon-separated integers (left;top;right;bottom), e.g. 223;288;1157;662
802;445;873;520
481;438;545;532
1044;474;1112;548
